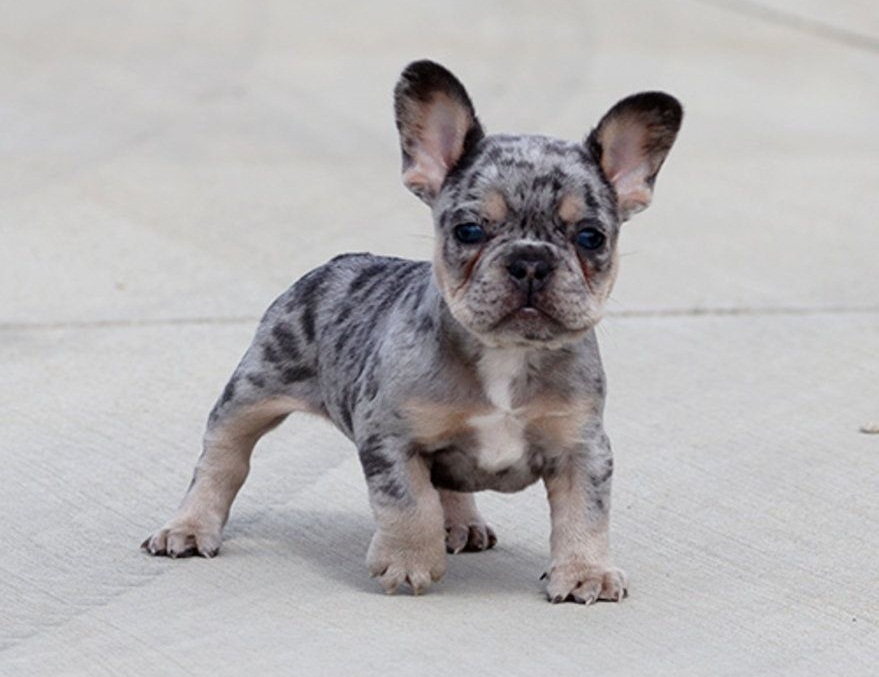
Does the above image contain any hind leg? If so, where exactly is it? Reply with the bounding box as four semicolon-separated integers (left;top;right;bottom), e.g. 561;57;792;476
142;392;310;557
439;490;497;554
143;277;329;557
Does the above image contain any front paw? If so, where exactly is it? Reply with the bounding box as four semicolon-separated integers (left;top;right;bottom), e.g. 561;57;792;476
366;531;447;595
141;519;222;559
544;561;628;605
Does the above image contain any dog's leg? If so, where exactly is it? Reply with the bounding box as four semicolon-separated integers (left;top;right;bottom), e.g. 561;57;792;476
142;279;329;558
439;489;497;554
360;436;446;594
142;394;303;558
543;428;628;604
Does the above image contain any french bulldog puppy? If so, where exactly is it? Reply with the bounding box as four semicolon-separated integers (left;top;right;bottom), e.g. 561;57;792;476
143;60;682;604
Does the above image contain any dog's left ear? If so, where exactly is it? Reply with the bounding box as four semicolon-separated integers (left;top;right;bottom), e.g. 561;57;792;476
394;60;485;205
587;92;683;221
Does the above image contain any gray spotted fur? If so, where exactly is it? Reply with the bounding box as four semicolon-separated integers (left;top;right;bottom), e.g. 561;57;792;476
143;60;682;603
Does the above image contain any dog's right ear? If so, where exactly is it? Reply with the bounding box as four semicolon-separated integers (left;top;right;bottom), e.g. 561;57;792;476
394;60;484;205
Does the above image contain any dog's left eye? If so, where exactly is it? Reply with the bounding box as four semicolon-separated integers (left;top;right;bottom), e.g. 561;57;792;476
576;227;606;251
453;223;488;245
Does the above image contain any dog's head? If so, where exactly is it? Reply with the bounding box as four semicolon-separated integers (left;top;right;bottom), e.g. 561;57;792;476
395;60;682;348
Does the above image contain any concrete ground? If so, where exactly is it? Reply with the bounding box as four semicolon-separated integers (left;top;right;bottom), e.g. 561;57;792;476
2;1;877;675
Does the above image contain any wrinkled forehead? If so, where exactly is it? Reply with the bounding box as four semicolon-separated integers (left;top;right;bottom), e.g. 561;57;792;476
437;134;619;229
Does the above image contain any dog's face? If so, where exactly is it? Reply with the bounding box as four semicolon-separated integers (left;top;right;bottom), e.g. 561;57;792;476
430;134;621;347
395;61;682;348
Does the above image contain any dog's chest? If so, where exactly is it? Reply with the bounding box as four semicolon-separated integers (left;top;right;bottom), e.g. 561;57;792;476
404;349;592;490
469;349;529;471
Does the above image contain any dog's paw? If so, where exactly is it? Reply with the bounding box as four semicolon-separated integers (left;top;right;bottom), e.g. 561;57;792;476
445;522;497;554
141;520;222;559
544;561;628;605
366;531;447;595
439;490;496;554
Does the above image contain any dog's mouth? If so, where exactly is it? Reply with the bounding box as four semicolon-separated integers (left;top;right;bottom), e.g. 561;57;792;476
492;301;563;337
446;262;602;346
510;304;547;321
486;295;598;347
505;287;562;322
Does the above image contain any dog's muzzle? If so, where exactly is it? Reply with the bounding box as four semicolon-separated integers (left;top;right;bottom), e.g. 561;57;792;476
505;244;556;306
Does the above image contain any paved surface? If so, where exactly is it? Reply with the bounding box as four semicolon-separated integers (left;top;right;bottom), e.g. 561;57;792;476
2;1;877;675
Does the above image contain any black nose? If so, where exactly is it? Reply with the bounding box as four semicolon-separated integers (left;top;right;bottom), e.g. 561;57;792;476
506;249;554;292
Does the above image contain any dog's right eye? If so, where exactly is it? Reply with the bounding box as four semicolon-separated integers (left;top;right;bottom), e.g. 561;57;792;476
453;223;488;245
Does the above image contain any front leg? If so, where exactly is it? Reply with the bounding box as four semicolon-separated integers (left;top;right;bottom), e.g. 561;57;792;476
543;428;628;604
359;434;446;595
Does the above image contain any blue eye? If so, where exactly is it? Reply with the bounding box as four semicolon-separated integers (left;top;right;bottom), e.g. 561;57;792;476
453;223;488;245
576;227;606;251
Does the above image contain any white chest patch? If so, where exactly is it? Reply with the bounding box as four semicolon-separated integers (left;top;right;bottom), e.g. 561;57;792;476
470;349;529;471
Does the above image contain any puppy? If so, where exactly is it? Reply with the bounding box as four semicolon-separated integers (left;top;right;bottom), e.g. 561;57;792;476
143;60;682;604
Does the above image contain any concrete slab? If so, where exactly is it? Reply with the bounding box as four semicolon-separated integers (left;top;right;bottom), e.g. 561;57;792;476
2;314;877;675
2;0;878;675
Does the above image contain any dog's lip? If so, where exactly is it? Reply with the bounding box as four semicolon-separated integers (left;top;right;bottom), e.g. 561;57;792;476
483;303;595;347
494;303;558;328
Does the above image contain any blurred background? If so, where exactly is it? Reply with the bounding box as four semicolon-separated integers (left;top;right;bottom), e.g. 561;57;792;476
2;0;876;327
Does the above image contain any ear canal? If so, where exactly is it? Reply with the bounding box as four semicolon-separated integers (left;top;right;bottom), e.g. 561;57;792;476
394;60;485;204
587;92;683;221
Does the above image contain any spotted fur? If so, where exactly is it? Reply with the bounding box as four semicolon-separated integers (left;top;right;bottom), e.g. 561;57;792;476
143;60;682;604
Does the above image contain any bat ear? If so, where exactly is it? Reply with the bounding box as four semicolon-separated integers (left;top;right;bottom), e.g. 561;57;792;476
394;60;485;205
587;92;683;221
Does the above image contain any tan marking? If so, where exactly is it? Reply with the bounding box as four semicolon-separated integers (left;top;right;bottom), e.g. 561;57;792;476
404;394;599;454
524;396;600;449
558;193;586;224
480;190;508;222
206;396;316;444
146;396;311;555
403;400;491;447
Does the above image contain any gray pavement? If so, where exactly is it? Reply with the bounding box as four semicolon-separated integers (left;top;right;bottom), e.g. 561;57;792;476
2;1;878;675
